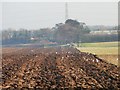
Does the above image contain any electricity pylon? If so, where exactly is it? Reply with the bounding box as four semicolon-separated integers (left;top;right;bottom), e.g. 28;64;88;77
65;2;68;20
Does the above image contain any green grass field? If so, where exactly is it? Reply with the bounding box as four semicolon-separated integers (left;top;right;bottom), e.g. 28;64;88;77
75;41;119;66
78;41;118;47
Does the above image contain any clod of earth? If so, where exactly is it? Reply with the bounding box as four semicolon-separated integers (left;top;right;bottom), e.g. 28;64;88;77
1;47;119;89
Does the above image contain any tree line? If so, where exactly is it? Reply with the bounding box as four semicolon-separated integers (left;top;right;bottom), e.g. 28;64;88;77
2;19;118;45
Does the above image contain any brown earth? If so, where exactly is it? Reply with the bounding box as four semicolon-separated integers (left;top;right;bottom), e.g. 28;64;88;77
1;47;120;89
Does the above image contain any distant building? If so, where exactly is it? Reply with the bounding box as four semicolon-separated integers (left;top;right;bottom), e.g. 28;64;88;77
90;30;117;35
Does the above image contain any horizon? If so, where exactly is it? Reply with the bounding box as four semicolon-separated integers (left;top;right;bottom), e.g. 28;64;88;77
1;24;117;31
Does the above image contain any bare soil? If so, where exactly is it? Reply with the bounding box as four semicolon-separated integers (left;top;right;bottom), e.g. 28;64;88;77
1;47;120;89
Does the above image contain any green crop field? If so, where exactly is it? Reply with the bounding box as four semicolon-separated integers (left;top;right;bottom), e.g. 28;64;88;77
77;41;118;47
78;47;118;55
75;41;119;66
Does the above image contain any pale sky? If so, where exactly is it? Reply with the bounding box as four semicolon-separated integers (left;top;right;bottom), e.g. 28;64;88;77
1;2;118;30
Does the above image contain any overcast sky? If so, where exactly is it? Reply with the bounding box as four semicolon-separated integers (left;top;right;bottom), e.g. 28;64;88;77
1;2;118;30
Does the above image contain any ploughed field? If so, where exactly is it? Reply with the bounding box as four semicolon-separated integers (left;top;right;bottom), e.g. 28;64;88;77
1;47;120;89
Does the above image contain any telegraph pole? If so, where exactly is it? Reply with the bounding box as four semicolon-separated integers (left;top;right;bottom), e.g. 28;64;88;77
65;2;68;20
